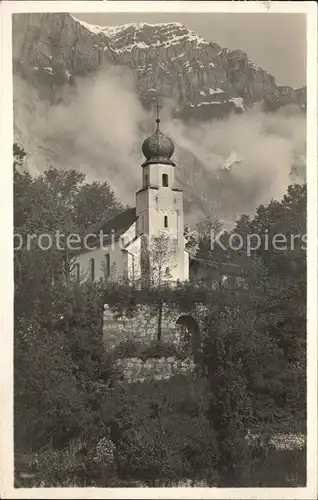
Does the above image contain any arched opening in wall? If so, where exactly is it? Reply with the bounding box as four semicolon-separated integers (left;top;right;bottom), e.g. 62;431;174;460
176;315;201;360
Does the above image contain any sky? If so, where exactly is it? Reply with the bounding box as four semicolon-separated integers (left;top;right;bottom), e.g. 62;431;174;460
73;12;306;89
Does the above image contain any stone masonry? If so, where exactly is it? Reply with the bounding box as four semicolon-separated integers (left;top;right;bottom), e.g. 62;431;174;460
103;301;208;383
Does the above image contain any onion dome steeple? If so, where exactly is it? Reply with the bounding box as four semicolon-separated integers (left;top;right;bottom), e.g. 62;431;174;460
142;99;175;166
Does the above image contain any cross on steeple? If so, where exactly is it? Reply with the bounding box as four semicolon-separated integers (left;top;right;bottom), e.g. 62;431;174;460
152;98;162;129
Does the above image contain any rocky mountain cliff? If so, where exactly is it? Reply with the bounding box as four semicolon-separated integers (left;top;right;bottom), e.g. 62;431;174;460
12;13;306;225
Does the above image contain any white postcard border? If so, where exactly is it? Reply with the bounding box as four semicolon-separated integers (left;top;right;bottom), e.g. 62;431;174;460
0;2;317;499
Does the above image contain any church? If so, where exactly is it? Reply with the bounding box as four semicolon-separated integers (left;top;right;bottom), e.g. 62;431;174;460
72;111;189;285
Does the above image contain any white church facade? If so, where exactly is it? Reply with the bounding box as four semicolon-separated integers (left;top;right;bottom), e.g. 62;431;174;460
72;113;189;285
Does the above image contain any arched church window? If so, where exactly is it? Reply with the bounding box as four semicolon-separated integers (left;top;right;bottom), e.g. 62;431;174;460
162;173;168;187
164;215;168;227
144;174;148;187
165;267;170;276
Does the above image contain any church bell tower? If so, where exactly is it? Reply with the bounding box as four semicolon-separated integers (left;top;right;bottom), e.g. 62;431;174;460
136;102;189;283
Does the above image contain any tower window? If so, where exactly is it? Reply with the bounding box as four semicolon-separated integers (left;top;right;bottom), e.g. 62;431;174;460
164;215;168;228
89;258;95;281
144;174;148;187
74;263;80;282
165;267;170;276
162;173;168;187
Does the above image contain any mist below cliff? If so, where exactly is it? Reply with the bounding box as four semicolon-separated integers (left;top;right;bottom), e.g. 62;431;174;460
14;61;306;228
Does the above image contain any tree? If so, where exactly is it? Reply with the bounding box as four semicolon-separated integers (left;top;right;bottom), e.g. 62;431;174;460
187;215;244;288
13;143;26;168
14;278;110;452
146;233;176;288
104;377;218;486
202;275;305;486
140;232;177;340
13;144;124;294
74;181;123;231
202;184;307;486
13;145;118;456
234;184;306;364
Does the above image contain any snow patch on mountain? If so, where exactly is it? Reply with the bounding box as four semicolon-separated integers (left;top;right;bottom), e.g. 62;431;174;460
72;17;185;37
72;16;208;53
209;88;224;95
229;97;245;110
190;101;222;108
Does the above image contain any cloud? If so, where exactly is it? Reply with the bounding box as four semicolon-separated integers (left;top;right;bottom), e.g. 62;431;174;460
14;67;306;226
38;66;150;204
165;102;306;225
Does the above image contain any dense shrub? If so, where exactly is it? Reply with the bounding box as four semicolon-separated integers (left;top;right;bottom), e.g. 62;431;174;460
15;435;118;487
111;339;189;362
139;340;188;360
139;340;178;360
201;185;306;486
111;338;142;359
97;376;219;486
14;281;110;452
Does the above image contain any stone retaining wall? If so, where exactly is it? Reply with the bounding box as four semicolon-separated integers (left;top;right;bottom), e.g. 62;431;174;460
103;302;208;383
103;303;188;350
114;356;195;384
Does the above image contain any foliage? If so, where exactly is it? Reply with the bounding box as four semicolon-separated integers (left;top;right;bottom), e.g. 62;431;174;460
201;184;306;485
13;143;122;452
14;144;124;291
15;161;123;234
14;280;109;452
102;279;215;317
111;338;142;359
74;180;123;230
139;340;185;361
16;377;219;487
13;143;306;486
143;232;176;287
203;291;306;485
13;143;26;168
248;448;306;487
103;376;219;486
111;339;188;361
15;435;117;487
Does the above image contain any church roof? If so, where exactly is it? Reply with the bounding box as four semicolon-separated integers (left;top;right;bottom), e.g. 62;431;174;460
88;207;136;235
75;207;138;253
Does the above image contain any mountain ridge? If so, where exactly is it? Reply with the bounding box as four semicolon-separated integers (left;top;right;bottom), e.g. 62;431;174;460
13;13;305;114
